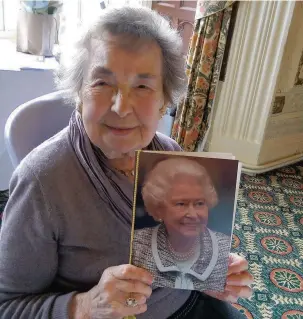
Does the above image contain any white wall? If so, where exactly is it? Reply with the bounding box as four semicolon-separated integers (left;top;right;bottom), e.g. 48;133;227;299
259;1;303;165
0;69;56;190
205;1;297;174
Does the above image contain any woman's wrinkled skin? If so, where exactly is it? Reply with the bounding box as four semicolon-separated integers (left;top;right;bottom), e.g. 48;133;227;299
158;175;209;253
81;35;166;160
205;253;253;303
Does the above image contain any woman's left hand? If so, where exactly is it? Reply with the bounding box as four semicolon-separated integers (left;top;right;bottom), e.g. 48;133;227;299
204;253;254;303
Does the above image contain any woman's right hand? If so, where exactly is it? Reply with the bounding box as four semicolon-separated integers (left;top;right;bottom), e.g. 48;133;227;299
69;264;153;319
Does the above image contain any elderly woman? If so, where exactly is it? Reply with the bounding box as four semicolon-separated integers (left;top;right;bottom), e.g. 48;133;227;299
0;6;252;319
133;157;232;292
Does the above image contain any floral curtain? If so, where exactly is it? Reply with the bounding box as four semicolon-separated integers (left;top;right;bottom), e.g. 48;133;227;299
171;1;235;151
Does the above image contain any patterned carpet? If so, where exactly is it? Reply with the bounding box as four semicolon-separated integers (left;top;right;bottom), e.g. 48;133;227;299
0;163;302;319
231;162;303;319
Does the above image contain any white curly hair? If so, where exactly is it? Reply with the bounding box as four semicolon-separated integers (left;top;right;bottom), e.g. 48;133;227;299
56;6;186;107
141;157;218;220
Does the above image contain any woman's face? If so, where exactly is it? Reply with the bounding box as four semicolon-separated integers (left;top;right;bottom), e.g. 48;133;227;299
80;34;166;158
160;176;209;238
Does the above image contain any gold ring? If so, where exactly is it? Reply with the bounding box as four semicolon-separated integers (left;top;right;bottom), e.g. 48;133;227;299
125;297;138;307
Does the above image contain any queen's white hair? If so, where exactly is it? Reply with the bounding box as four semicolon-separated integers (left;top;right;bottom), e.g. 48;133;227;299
56;6;186;106
141;158;219;220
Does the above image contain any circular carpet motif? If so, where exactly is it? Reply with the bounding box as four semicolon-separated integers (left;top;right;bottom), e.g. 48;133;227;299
281;310;303;319
290;196;303;207
232;304;253;319
270;268;303;293
279;167;297;174
249;191;273;204
254;212;282;226
244;175;267;185
282;178;303;190
261;236;292;255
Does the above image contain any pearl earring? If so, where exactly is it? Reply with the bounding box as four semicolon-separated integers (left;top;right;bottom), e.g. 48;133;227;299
158;219;163;223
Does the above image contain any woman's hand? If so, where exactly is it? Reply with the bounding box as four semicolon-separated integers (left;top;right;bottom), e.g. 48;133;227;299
69;264;153;319
204;253;253;303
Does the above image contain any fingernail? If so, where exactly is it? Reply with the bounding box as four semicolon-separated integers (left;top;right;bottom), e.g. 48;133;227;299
139;296;146;303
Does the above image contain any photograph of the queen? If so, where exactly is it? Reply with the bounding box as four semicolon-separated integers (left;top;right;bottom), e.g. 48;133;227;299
131;153;239;292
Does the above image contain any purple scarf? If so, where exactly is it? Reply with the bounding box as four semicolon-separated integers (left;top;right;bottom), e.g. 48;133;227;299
68;110;165;225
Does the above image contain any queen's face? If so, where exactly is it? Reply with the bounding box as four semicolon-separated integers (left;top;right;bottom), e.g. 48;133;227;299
160;176;209;238
80;33;166;159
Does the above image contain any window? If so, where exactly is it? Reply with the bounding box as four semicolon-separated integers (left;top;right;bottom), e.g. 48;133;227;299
59;0;107;44
0;0;150;40
0;0;18;34
0;0;105;36
61;0;106;29
60;0;150;42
